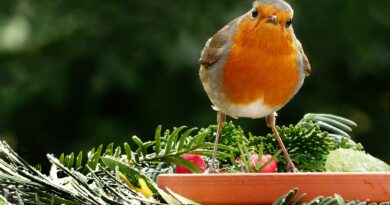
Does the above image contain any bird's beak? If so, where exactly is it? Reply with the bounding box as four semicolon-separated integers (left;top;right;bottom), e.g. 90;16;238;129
266;15;278;24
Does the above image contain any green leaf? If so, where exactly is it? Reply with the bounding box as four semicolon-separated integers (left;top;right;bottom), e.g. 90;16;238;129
314;116;353;132
101;156;141;178
156;187;181;205
67;152;74;169
177;127;197;151
165;126;186;155
59;153;65;164
63;154;69;168
189;149;230;158
272;187;300;205
243;144;252;172
140;141;154;157
155;125;162;155
255;142;264;171
132;135;146;158
318;197;334;205
187;132;208;149
87;144;102;170
100;156;157;193
143;141;155;149
279;187;298;205
306;196;324;204
124;142;132;161
258;149;282;172
199;142;235;152
326;148;390;172
35;194;43;205
316;114;357;127
272;193;287;205
316;121;350;137
114;146;121;158
87;147;95;158
334;194;346;205
0;195;8;205
104;143;114;156
165;187;200;205
291;193;306;205
132;135;144;149
76;151;83;170
164;156;202;173
238;144;251;172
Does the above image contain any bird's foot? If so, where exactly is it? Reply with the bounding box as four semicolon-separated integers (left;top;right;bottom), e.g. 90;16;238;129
287;162;299;173
206;168;220;174
206;163;220;174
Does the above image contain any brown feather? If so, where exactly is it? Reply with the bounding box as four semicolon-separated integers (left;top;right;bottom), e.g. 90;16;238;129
198;17;241;67
295;39;311;76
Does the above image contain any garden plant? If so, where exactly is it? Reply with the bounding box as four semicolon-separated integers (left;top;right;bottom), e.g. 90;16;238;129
1;113;389;204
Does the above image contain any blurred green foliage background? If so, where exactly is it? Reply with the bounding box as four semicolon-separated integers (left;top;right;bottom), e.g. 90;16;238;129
0;0;389;168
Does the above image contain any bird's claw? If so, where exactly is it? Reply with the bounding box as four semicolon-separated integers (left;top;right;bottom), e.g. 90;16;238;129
287;162;299;173
206;166;220;174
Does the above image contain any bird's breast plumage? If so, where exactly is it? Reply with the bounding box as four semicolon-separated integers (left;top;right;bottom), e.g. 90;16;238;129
221;18;303;110
199;14;307;119
222;44;302;108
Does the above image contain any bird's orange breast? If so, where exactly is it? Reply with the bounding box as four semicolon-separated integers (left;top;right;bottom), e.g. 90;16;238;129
222;19;300;108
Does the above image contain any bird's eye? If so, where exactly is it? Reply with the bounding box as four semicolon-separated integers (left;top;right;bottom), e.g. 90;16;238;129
286;18;292;28
251;8;259;19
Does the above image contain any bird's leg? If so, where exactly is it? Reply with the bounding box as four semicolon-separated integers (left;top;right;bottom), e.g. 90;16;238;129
266;113;298;173
209;111;226;173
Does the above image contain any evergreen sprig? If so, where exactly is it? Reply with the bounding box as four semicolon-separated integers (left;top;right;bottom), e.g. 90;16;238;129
249;114;363;172
298;113;358;139
198;113;363;172
249;124;339;171
0;113;373;204
0;141;157;204
0;141;199;204
59;125;235;178
229;142;282;173
272;187;390;205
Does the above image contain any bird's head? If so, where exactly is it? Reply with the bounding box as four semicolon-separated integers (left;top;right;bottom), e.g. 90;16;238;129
250;0;294;28
234;0;296;54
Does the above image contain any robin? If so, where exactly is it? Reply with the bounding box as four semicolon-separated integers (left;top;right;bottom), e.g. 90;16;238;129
199;0;311;172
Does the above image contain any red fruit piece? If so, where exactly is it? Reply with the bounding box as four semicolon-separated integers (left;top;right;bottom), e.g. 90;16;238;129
176;154;206;173
250;154;278;173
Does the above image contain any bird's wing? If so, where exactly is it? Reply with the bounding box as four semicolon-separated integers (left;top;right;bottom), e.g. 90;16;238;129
295;39;311;77
198;17;241;68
